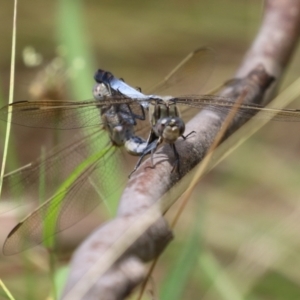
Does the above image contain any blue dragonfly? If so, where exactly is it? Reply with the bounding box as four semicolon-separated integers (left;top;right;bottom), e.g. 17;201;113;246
93;63;300;176
0;47;215;254
3;49;300;255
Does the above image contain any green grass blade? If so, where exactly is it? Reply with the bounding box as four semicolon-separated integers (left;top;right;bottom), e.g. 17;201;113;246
54;266;70;299
160;213;202;300
0;279;15;300
0;0;18;196
0;86;20;178
55;0;122;214
42;145;112;248
56;0;95;100
198;251;244;300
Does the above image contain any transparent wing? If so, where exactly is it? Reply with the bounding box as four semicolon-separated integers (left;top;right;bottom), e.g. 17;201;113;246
0;48;214;130
1;48;215;253
175;95;300;122
2;129;125;255
146;47;215;96
0;98;146;129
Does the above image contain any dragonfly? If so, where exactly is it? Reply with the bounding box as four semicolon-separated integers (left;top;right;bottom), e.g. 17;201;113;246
95;65;300;177
0;47;216;255
4;50;300;256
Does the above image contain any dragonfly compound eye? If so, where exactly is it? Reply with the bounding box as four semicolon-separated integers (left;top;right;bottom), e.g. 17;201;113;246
93;83;111;100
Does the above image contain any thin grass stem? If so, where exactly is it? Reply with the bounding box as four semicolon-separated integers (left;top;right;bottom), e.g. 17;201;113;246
0;0;18;196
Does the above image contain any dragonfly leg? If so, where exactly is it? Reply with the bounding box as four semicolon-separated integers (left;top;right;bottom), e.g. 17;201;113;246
131;103;146;121
128;127;161;177
128;139;158;178
170;143;181;174
181;130;196;140
150;137;162;167
118;103;146;126
169;131;196;174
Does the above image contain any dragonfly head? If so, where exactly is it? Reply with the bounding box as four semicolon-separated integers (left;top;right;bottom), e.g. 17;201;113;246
154;117;185;144
93;83;111;100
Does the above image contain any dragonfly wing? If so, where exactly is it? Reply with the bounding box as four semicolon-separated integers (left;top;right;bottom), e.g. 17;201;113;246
3;154;111;255
2;129;126;254
0;100;106;129
0;98;146;129
176;95;300;122
3;129;107;202
146;47;215;96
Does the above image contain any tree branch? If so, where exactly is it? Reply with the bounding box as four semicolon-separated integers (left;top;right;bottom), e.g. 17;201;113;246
61;1;300;299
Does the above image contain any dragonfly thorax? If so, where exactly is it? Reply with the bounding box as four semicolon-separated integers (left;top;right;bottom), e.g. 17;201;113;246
150;96;185;144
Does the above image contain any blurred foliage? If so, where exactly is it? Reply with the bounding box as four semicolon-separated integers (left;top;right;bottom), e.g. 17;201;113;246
1;0;300;299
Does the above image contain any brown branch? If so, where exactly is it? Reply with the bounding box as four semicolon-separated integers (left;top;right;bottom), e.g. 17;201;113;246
61;1;300;299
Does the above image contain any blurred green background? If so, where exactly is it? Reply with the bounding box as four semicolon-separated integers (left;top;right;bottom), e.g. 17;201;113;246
1;0;300;299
